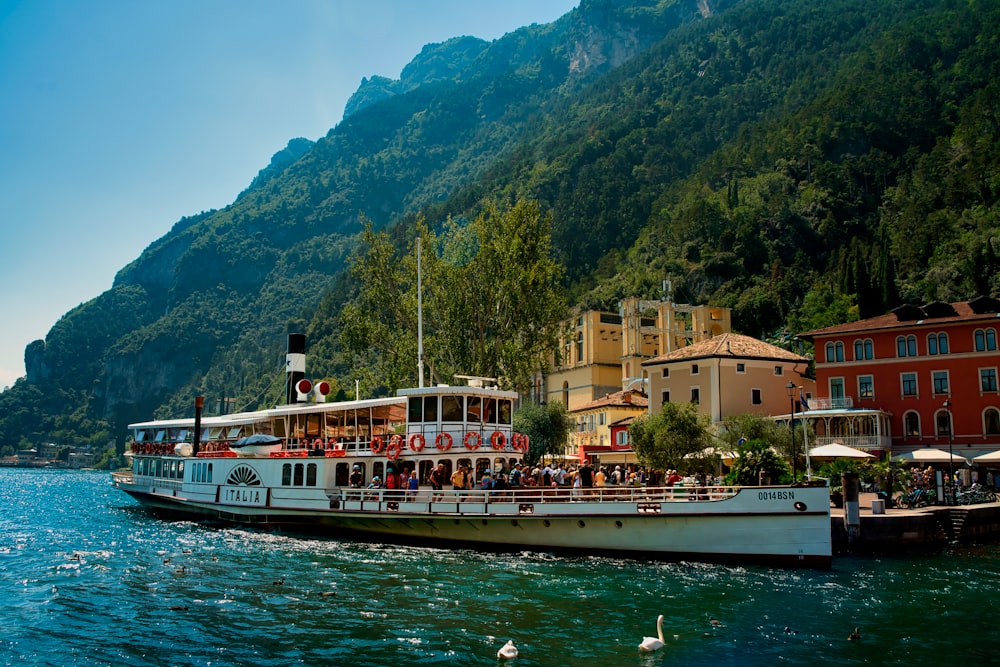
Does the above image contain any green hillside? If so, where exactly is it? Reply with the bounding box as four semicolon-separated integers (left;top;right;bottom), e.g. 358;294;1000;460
1;0;998;462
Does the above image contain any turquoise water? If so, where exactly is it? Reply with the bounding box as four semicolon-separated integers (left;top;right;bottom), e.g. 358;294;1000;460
1;468;997;666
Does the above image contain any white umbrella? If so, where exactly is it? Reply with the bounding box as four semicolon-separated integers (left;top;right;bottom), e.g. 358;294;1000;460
973;450;1000;463
809;442;874;459
891;448;969;465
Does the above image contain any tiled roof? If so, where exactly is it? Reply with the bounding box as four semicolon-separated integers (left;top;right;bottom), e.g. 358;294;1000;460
798;299;1000;339
641;332;807;366
571;389;648;413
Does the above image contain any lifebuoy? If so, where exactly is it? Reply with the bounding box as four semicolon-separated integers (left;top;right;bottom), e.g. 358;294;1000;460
491;431;506;450
435;432;453;451
464;432;481;450
386;439;402;461
370;436;384;454
409;433;426;451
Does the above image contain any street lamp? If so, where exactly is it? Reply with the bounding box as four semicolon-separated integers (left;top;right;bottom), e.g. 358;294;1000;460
944;399;954;497
786;381;796;482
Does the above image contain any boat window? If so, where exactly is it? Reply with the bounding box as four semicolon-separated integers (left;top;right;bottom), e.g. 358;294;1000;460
155;430;166;442
418;460;434;483
272;419;287;438
305;414;321;438
335;462;350;486
207;427;223;440
207;462;213;483
306;463;317;486
154;459;163;477
282;463;292;486
441;396;463;422
475;457;491;481
226;426;242;440
424;396;439;423
294;463;305;486
484;398;497;424
498;400;512;425
408;397;423;423
373;462;384;482
135;429;148;442
466;397;482;422
177;429;190;442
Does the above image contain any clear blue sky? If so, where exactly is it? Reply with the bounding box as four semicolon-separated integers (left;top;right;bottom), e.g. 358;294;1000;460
0;0;579;389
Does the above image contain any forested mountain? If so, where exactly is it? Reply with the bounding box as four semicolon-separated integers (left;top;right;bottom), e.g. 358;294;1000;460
1;0;998;460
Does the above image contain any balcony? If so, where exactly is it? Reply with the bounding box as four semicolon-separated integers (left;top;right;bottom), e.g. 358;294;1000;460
807;396;855;410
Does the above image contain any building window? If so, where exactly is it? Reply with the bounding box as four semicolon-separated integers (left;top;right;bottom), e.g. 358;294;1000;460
736;363;746;373
985;408;1000;436
830;377;845;399
982;368;999;393
904;411;920;437
975;328;998;351
825;341;845;362
774;365;783;376
825;342;834;362
936;410;952;437
751;388;762;405
662;368;669;378
690;387;700;404
854;338;874;360
661;390;670;404
897;335;917;357
928;332;949;355
691;364;699;375
562;381;569;408
616;430;629;446
598;412;606;426
575;330;584;363
932;371;950;395
901;372;918;397
587;415;595;432
858;375;874;399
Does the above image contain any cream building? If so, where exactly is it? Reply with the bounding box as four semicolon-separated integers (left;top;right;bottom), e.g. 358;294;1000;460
641;333;815;423
545;299;732;410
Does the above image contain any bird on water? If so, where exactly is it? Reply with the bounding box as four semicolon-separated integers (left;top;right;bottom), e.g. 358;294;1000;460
638;614;665;652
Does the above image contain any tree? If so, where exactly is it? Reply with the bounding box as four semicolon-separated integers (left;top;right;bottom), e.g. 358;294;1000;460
340;199;567;393
727;438;790;486
512;401;572;465
629;401;711;471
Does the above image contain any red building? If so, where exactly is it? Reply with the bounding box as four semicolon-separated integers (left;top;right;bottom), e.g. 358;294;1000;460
800;296;1000;457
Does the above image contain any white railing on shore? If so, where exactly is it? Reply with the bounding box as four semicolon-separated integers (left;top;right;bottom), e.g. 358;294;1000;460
811;434;890;450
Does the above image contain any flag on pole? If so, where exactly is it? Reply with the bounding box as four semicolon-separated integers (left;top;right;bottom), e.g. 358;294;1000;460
799;390;810;411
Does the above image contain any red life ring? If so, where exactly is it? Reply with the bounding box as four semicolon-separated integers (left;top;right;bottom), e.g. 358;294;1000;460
491;431;506;450
313;438;323;449
464;432;481;450
435;433;453;451
370;436;384;454
409;433;426;452
386;439;402;461
390;434;404;452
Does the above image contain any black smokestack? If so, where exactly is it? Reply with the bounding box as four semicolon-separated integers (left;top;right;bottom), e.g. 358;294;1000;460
286;333;306;405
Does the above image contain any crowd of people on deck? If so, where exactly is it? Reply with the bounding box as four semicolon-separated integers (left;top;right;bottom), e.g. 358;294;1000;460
352;458;723;498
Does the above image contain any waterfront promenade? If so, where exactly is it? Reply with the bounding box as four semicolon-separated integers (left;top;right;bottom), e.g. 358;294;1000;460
831;492;1000;553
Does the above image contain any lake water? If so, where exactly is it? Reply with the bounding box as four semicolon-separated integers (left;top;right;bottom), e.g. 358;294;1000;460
1;468;997;666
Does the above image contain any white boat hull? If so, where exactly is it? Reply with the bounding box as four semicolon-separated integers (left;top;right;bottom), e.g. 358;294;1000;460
114;470;831;567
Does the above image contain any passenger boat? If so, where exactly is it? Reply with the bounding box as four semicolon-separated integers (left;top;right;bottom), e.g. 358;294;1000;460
112;361;832;567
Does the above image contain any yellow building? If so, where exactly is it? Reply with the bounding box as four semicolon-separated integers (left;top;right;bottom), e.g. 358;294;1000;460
641;333;815;423
568;388;649;451
545;299;732;411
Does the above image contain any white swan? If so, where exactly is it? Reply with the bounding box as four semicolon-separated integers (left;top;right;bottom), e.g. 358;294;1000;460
638;614;665;652
497;640;518;660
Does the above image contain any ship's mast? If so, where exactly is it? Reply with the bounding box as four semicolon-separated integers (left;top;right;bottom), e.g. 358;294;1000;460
417;237;424;388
